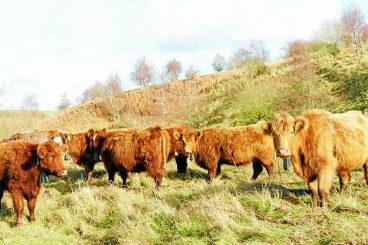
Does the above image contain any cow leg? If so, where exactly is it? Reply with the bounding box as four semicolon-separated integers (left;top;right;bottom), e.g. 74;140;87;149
0;190;3;209
27;197;37;222
307;178;319;208
152;170;164;189
207;167;217;182
176;154;188;174
107;169;116;184
338;170;350;193
363;164;368;185
10;191;24;226
318;170;334;208
264;163;274;177
146;162;164;188
251;160;263;180
103;161;116;184
119;171;128;186
216;163;222;176
85;164;95;183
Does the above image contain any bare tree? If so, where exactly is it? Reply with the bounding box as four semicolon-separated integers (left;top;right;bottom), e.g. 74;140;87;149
130;56;155;87
315;19;344;46
57;92;71;111
106;73;123;96
81;81;108;102
185;65;199;79
228;48;251;69
165;58;182;81
212;54;227;71
249;39;270;61
105;73;124;122
21;94;38;110
285;40;308;60
361;24;368;43
341;4;366;55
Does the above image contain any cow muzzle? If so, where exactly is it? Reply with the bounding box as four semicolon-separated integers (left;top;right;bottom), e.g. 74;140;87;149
276;148;291;158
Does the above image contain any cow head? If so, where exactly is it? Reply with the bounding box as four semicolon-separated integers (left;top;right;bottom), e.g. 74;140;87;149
171;128;188;155
89;128;107;160
265;112;308;159
37;140;68;177
181;129;202;154
86;128;97;152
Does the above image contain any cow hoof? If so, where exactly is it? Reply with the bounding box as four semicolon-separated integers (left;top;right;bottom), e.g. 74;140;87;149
15;222;22;227
27;215;35;222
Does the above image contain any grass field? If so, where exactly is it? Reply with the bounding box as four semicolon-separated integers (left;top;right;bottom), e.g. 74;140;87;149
1;158;368;244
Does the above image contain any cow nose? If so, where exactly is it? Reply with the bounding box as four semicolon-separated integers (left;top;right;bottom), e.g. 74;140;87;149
277;148;291;158
62;170;68;176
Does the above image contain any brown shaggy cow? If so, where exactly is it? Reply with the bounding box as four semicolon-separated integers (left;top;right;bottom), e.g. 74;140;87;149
92;126;183;187
181;121;275;181
2;130;68;144
0;140;68;226
64;129;100;182
267;110;368;208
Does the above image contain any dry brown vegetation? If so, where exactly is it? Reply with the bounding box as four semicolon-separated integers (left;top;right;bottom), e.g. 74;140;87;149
42;70;241;131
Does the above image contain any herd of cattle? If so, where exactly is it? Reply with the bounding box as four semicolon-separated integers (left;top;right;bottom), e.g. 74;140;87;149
0;109;368;226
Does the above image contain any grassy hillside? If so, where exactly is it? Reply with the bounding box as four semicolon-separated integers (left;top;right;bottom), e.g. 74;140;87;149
1;44;368;244
43;44;368;132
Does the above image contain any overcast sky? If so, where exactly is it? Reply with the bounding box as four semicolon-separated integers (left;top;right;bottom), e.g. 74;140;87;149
0;0;367;110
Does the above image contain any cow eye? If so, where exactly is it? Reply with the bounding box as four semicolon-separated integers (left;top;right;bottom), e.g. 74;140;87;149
290;131;294;135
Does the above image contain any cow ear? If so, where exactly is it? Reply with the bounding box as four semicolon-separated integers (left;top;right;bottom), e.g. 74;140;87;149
87;128;95;138
195;131;202;139
52;136;63;145
261;121;272;134
102;128;107;132
37;144;48;159
294;117;307;133
173;131;182;140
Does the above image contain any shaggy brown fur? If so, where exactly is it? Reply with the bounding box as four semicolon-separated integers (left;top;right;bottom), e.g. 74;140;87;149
64;129;100;182
0;140;67;226
268;110;368;208
182;121;275;181
93;126;178;187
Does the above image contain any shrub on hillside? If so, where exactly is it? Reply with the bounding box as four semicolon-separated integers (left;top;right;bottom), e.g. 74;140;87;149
244;59;269;78
228;80;283;126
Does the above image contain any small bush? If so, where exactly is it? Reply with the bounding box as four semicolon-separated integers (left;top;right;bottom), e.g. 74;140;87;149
245;59;269;78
